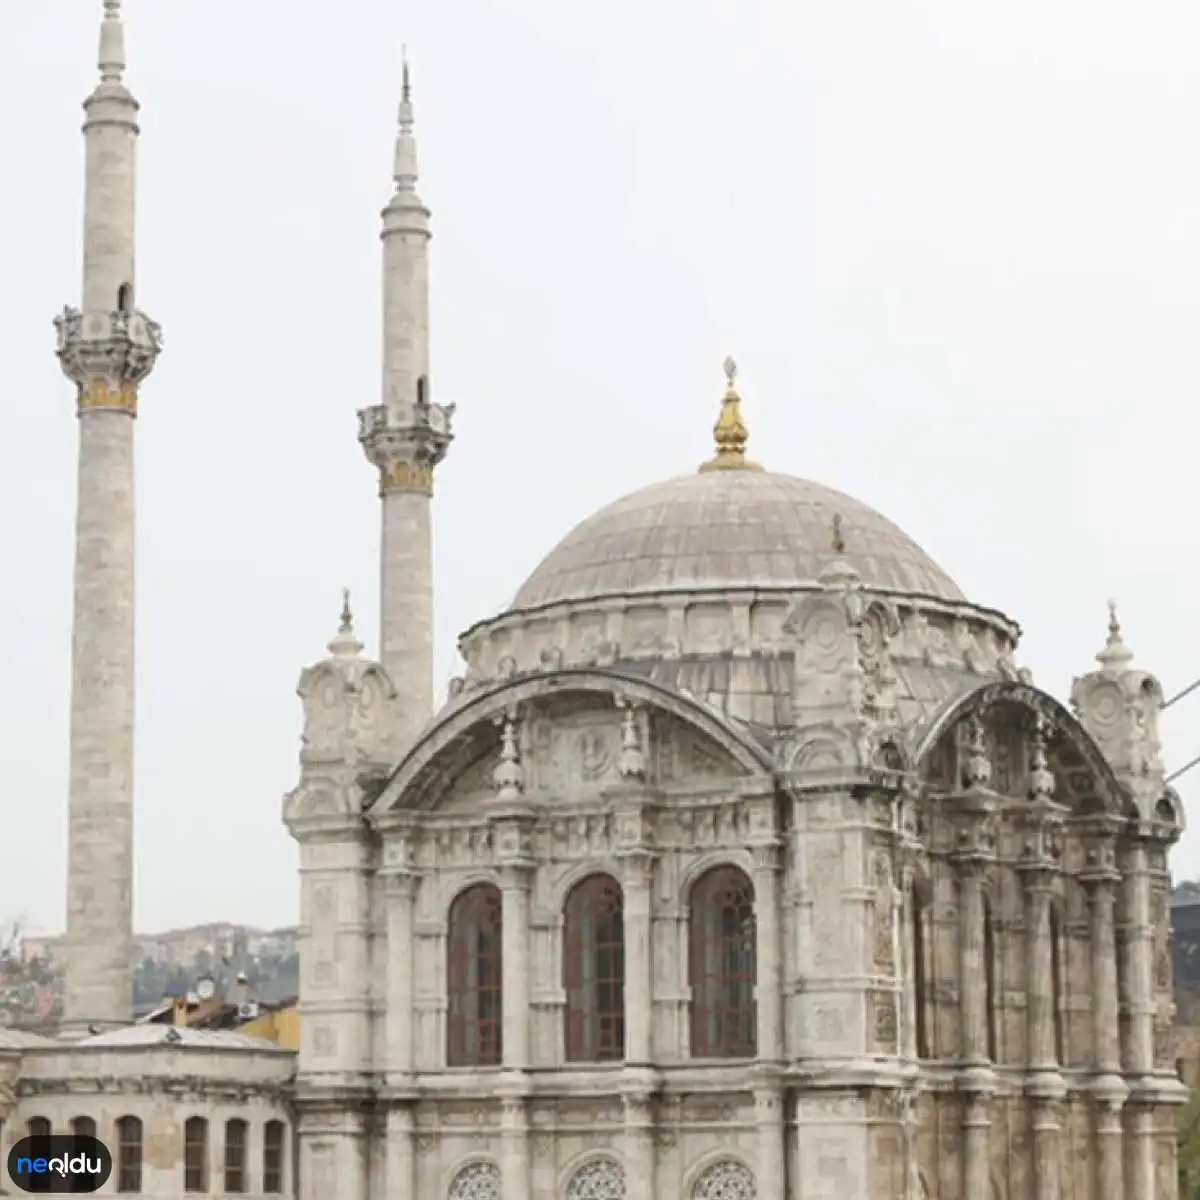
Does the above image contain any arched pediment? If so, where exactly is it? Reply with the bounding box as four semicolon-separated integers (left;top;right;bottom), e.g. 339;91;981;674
368;667;774;817
911;679;1128;815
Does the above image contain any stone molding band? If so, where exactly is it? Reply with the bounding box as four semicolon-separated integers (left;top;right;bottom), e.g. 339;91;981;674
78;379;138;416
379;462;434;495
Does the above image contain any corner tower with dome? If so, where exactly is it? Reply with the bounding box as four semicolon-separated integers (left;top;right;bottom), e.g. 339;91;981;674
282;65;1187;1200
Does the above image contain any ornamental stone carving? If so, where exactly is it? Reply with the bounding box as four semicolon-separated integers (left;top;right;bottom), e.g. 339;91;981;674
693;1160;756;1199
566;1159;627;1199
447;1161;501;1200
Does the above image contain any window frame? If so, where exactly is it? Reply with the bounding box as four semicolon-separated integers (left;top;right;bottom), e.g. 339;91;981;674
115;1115;143;1193
446;883;505;1067
563;873;626;1063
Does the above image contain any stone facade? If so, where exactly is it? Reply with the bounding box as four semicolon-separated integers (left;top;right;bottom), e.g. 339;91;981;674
274;48;1187;1200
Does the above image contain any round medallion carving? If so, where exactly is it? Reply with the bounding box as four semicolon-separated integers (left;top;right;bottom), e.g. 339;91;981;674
448;1161;501;1200
566;1159;626;1199
693;1160;756;1199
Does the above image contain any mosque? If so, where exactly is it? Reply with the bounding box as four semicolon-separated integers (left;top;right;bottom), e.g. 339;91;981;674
0;1;1190;1197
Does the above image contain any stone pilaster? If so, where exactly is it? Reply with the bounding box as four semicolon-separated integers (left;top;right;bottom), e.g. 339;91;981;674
1120;840;1155;1076
1125;1102;1156;1200
621;1086;656;1197
1081;828;1127;1199
384;1105;415;1198
499;863;533;1070
500;1095;530;1200
382;869;418;1080
963;1093;995;1200
753;1082;786;1198
751;840;784;1064
618;851;656;1065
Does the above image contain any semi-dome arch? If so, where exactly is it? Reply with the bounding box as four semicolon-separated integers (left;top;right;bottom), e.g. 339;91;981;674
369;667;774;816
911;679;1129;815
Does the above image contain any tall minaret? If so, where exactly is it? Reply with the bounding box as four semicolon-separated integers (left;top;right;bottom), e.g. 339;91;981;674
54;0;161;1033
359;56;453;753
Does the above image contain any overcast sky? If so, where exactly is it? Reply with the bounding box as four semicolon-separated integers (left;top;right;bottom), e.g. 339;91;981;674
2;0;1199;935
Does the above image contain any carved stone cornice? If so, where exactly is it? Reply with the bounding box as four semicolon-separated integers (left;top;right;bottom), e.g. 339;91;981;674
55;305;163;405
18;1074;294;1104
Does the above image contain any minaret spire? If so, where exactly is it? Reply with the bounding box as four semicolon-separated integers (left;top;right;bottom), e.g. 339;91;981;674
358;53;454;752
55;0;161;1034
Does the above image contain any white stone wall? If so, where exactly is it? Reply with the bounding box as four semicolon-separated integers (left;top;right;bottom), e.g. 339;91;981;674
10;1044;294;1198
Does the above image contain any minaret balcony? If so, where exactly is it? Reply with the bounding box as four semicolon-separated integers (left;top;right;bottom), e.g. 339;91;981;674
54;305;163;389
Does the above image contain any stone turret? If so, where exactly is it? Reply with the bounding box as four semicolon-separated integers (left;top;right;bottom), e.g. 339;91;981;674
358;57;454;754
58;0;162;1034
1070;601;1165;815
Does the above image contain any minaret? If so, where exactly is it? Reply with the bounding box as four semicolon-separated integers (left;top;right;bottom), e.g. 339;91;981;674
359;55;453;753
54;0;162;1033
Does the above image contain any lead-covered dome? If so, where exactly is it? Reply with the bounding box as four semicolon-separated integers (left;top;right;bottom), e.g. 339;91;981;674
510;467;964;611
510;358;963;613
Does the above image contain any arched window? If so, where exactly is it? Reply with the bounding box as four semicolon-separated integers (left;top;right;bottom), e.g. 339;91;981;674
262;1119;286;1194
184;1116;208;1192
912;882;931;1059
116;1116;143;1193
1050;903;1065;1065
983;893;998;1061
117;283;133;314
27;1117;51;1138
416;375;429;406
446;883;504;1067
224;1118;248;1193
70;1116;96;1140
689;865;756;1058
564;873;625;1062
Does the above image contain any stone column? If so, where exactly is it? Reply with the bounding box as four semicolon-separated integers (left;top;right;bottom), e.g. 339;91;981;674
500;1096;530;1200
751;842;784;1064
963;1094;994;1200
619;852;656;1065
1082;839;1126;1200
500;864;533;1070
1022;865;1065;1200
383;870;417;1079
1126;1103;1156;1200
1122;842;1155;1076
957;863;989;1066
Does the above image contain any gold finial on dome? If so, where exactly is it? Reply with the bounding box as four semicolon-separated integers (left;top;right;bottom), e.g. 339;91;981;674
699;356;764;473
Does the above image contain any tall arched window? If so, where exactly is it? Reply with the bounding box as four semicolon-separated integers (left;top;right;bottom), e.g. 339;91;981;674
117;283;133;314
564;873;625;1062
224;1118;248;1193
1050;902;1065;1065
70;1116;96;1140
446;883;504;1067
262;1119;286;1194
689;865;757;1058
184;1116;208;1192
27;1117;51;1138
912;882;931;1059
115;1116;143;1193
983;893;998;1061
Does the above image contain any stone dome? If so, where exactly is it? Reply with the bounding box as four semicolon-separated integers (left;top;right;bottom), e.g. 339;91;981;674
510;467;965;611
